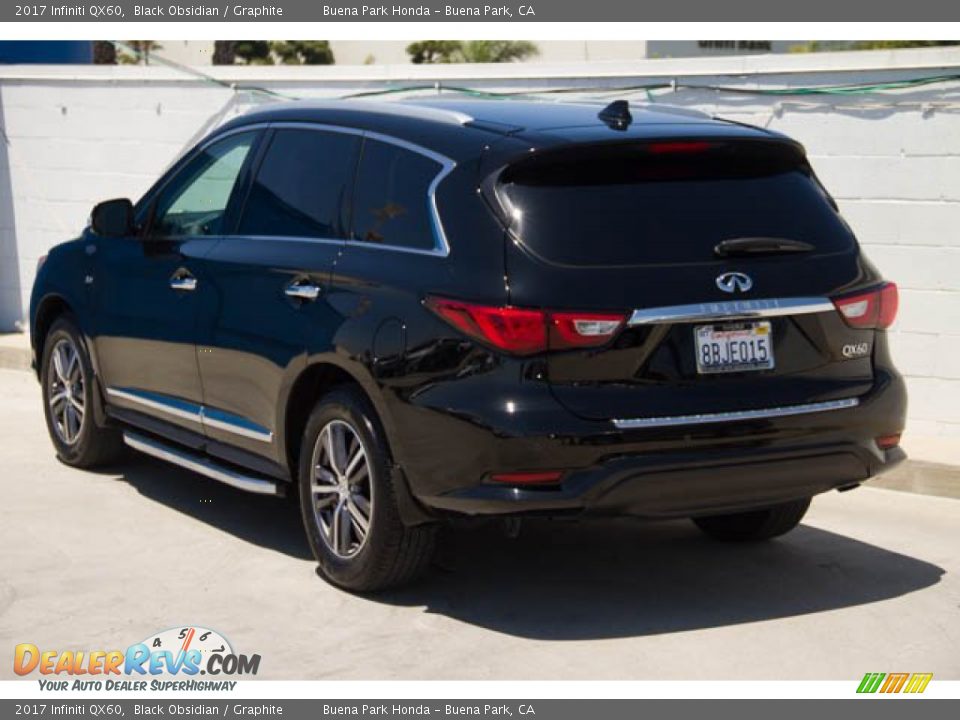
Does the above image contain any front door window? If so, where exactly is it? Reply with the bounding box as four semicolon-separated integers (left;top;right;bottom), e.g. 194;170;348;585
151;131;256;238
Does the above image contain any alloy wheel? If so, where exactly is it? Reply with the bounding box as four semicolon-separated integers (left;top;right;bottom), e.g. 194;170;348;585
309;419;374;558
47;338;85;445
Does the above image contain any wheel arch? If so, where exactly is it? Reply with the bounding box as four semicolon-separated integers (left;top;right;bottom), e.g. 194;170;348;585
32;294;75;378
32;293;109;427
279;359;391;480
278;358;433;526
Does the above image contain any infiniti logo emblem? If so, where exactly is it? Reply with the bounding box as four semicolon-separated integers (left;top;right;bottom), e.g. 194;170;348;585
716;271;753;294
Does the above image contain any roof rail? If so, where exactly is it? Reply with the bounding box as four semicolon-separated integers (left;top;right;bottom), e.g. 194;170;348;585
370;99;474;124
245;98;473;125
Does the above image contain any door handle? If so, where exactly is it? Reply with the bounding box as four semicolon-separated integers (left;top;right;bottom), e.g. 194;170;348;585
169;270;197;292
285;280;321;301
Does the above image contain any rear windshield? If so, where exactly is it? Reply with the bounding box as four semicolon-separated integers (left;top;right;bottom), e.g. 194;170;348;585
496;140;856;267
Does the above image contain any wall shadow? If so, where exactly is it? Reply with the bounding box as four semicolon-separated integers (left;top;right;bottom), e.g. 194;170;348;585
106;453;944;641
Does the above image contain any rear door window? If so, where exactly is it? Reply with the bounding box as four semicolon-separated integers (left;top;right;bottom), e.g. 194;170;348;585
238;128;360;239
352;139;443;252
497;140;856;267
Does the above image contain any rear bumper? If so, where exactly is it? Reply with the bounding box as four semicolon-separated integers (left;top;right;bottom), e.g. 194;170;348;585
423;441;904;518
398;369;907;519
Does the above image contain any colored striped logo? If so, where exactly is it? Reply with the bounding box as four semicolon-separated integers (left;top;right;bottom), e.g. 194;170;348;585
857;672;933;694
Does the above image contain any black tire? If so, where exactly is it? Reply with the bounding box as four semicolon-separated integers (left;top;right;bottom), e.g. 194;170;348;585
298;386;435;592
40;316;125;468
692;497;811;542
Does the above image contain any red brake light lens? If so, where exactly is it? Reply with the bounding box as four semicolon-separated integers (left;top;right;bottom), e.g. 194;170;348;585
833;282;899;330
877;283;900;329
875;433;902;450
424;298;546;355
646;141;716;154
491;470;564;485
425;297;626;355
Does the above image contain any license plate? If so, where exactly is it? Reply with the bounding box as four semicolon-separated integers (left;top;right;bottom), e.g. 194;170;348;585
695;322;774;374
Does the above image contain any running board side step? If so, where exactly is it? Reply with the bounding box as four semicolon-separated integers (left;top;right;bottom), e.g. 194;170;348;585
123;431;280;496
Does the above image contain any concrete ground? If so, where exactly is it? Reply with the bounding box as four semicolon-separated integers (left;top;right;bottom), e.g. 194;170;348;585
0;332;31;371
0;367;958;680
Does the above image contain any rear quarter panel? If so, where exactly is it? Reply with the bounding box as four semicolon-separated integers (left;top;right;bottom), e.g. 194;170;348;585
319;162;510;478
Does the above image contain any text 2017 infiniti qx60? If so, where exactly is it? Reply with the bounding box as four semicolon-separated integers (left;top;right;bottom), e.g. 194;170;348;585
30;99;906;591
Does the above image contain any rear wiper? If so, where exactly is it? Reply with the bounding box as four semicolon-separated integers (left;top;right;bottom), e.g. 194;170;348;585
714;237;815;257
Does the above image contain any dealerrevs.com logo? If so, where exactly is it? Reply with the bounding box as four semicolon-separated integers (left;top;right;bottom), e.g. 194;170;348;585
857;672;933;694
14;626;260;691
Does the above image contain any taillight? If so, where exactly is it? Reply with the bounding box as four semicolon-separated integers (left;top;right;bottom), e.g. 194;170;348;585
833;282;899;330
424;297;626;355
424;299;546;355
549;312;627;349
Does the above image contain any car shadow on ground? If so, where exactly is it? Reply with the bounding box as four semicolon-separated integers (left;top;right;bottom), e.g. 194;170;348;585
111;453;945;641
110;453;313;560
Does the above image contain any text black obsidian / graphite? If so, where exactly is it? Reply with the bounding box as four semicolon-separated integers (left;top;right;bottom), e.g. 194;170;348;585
134;4;284;16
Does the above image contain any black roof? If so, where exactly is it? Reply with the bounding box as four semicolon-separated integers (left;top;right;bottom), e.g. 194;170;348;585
217;98;785;161
413;97;717;130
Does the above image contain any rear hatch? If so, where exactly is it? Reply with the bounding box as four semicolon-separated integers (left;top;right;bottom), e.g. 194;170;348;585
493;137;880;422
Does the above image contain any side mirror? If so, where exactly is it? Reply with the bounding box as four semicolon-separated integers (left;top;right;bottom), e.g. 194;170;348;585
90;198;134;237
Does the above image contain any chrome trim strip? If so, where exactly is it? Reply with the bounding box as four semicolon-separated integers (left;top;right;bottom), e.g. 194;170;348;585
612;398;860;430
364;128;454;168
123;432;278;496
266;121;364;138
106;387;273;443
628;297;835;325
168;122;268;174
202;409;274;443
106;387;203;424
221;233;454;259
232;234;344;248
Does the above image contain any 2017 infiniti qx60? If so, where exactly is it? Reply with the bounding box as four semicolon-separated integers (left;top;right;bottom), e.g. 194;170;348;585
30;99;906;590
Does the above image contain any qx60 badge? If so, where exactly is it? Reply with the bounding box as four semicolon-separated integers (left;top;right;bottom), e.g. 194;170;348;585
716;272;753;294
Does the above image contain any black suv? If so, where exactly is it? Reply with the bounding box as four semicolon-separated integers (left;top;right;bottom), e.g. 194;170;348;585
30;99;906;591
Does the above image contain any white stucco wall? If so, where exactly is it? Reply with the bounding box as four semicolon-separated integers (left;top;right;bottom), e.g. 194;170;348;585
1;46;958;435
149;40;803;67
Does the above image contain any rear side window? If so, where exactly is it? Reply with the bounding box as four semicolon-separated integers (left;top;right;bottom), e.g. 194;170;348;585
352;139;442;252
238;128;360;239
497;140;856;267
